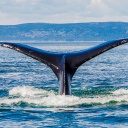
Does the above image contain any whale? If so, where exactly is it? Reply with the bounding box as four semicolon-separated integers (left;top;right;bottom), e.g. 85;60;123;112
0;39;128;95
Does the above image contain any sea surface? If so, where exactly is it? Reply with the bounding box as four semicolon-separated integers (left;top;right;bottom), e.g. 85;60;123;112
0;41;128;128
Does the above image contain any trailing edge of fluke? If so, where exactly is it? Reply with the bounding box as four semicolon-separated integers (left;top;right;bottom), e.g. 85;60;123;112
0;39;128;95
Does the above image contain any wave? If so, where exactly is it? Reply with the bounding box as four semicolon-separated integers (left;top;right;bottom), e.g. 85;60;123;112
0;86;128;108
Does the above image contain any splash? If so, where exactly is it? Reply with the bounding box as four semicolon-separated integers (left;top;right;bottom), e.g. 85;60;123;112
9;86;55;97
112;88;128;95
0;86;128;107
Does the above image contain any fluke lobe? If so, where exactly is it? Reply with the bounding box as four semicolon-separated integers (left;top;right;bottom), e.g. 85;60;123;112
0;39;128;95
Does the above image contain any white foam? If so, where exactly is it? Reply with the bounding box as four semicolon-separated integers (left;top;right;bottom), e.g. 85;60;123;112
112;88;128;95
9;86;55;97
0;86;128;107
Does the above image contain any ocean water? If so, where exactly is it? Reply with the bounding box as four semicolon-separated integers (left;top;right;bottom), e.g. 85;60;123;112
0;41;128;128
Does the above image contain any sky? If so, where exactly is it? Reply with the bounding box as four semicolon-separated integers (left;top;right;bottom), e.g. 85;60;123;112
0;0;128;25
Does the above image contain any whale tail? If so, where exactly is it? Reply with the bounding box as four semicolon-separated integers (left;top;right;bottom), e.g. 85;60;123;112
0;39;128;95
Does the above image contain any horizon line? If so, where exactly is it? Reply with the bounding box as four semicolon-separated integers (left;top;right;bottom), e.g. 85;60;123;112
0;21;128;26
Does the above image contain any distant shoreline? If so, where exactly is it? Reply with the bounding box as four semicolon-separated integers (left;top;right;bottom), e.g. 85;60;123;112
0;22;128;41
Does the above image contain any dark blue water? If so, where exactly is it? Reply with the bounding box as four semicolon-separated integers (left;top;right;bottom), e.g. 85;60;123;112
0;41;128;127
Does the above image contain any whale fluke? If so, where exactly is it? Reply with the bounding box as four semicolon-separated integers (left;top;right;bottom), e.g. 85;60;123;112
0;39;128;95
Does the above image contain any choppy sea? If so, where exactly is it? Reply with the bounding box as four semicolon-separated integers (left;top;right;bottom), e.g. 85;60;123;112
0;41;128;128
